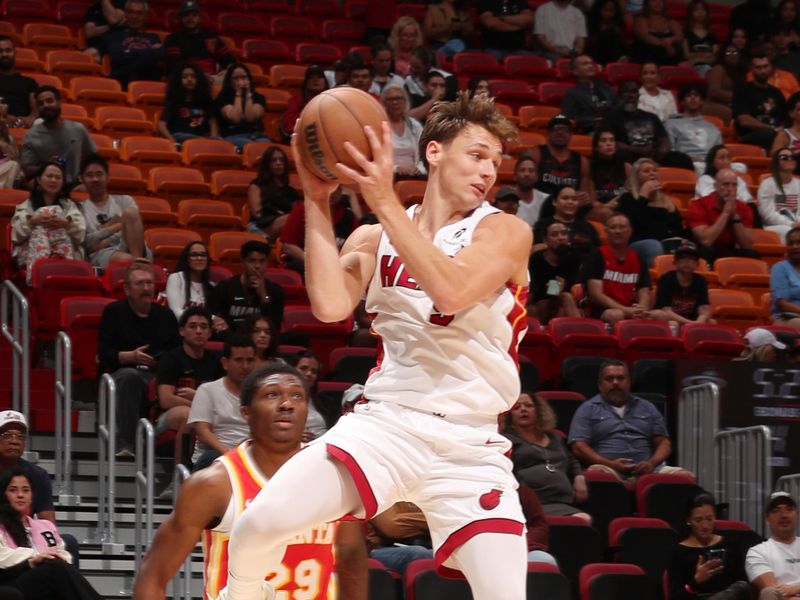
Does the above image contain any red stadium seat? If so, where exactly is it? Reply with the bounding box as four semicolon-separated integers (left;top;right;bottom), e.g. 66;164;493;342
3;0;52;24
452;52;504;79
60;296;114;380
582;470;633;547
181;138;241;179
504;55;555;82
708;288;767;330
282;306;352;370
605;62;642;84
579;563;649;600
538;82;573;106
265;267;308;306
681;323;745;360
103;261;168;299
296;0;341;18
241;39;293;67
321;19;366;52
216;13;268;41
108;163;147;195
613;319;685;364
635;473;701;532
487;79;538;111
608;517;678;592
149;167;211;206
714;257;770;303
295;43;342;66
405;559;471;600
120;136;182;177
519;319;555;384
133;196;178;228
327;346;377;383
549;317;620;364
547;515;605;596
270;16;319;47
144;228;202;271
208;231;264;274
177;199;242;243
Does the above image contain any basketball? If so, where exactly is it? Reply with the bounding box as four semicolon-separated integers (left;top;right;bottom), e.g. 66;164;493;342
296;87;389;185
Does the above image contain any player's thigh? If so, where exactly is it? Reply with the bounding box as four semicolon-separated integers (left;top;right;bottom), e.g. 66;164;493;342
452;532;527;600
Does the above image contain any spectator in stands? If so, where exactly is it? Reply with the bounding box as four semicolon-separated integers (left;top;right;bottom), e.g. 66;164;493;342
705;43;746;124
503;392;590;522
369;43;404;97
569;360;684;481
730;0;771;43
534;0;587;63
666;83;723;167
405;47;450;122
727;27;750;54
82;0;125;63
493;187;520;215
186;334;255;470
98;262;181;457
688;168;759;264
155;306;222;469
78;153;151;269
534;186;601;257
584;212;654;323
467;77;492;99
653;241;712;326
774;0;800;47
631;0;684;65
585;0;627;66
513;154;548;227
381;84;425;178
157;63;218;145
237;315;280;370
773;93;800;159
164;0;233;79
106;0;164;89
210;240;285;334
0;468;102;599
746;491;800;599
10;162;86;279
589;128;630;222
737;328;787;363
246;146;299;240
601;80;671;163
770;225;800;330
0;37;36;128
422;0;473;59
477;0;534;61
617;158;684;267
528;115;592;201
0;104;22;188
758;148;800;242
388;16;423;77
288;351;330;442
21;86;97;188
749;41;800;100
638;62;678;123
734;53;787;153
696;145;754;204
668;492;751;600
561;54;617;134
344;54;374;96
166;241;217;320
365;502;433;573
280;65;328;143
528;220;581;323
215;63;269;150
682;0;718;77
772;26;800;79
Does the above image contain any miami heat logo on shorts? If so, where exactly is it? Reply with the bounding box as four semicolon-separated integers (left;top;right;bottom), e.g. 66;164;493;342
479;489;503;510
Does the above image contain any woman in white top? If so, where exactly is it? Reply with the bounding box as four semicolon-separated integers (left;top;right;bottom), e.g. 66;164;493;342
381;83;426;178
166;241;214;319
758;147;800;241
638;62;678;122
695;144;753;203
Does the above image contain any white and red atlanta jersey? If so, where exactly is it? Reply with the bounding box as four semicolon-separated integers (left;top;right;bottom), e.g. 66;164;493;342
363;202;528;419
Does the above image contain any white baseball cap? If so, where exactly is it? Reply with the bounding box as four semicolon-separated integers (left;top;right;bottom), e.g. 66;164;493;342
744;328;786;350
0;410;27;431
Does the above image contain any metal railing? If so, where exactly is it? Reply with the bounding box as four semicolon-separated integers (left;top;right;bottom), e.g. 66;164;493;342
97;373;123;553
171;464;192;600
715;425;772;535
775;473;800;535
678;382;720;492
133;418;155;573
54;332;79;505
1;281;29;420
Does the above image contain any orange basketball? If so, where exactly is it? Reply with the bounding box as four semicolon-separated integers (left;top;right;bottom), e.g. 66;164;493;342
296;87;388;185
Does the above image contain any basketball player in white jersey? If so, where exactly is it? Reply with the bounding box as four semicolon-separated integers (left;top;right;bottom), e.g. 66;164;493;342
225;93;533;600
131;363;367;600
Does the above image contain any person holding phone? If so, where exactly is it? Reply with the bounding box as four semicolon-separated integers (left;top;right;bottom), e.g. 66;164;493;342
668;492;752;600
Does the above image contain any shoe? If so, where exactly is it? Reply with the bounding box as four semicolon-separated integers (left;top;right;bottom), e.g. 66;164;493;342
157;482;174;501
115;448;134;459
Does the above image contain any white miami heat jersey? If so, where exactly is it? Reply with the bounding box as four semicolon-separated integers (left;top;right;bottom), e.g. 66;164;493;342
363;202;528;419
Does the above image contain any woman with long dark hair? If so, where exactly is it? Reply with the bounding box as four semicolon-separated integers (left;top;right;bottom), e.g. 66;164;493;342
682;0;718;77
757;147;800;241
166;241;214;319
156;63;217;145
771;91;800;158
705;43;746;123
238;315;280;369
774;0;800;48
696;145;753;203
0;468;101;599
246;146;299;239
215;62;270;150
631;0;684;65
589;128;631;222
586;0;627;65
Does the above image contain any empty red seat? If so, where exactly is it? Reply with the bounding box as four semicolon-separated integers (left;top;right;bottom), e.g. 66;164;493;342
241;39;293;67
60;296;114;380
452;52;504;79
635;472;701;532
614;319;685;364
538;82;572;106
282;306;352;370
579;563;649;600
549;317;620;364
681;323;745;360
608;517;678;591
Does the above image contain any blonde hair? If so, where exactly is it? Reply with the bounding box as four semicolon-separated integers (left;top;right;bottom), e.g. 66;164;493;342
627;157;667;205
388;16;423;52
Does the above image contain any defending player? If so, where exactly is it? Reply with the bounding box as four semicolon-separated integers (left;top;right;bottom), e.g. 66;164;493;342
226;93;532;600
131;363;367;600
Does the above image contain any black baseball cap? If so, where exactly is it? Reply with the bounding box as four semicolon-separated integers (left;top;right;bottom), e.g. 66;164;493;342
180;1;200;13
547;115;573;130
495;186;521;202
673;240;701;259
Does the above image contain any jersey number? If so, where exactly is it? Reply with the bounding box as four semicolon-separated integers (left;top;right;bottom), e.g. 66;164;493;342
269;559;323;600
429;306;454;326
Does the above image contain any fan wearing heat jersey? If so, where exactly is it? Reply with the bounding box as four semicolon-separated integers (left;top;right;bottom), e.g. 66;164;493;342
226;92;532;600
130;363;368;600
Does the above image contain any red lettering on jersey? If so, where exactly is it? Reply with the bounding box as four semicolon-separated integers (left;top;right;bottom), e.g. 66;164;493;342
379;255;419;290
429;308;454;326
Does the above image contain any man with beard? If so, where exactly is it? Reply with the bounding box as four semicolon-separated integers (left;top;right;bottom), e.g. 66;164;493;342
746;492;800;600
665;83;723;165
0;36;37;128
734;52;788;153
568;360;685;482
513;155;548;227
164;1;234;79
98;262;180;457
527;115;592;203
527;220;581;324
20;86;96;187
601;80;671;163
106;0;164;89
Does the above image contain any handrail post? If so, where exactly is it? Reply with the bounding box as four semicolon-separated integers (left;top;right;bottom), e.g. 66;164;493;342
171;464;192;600
678;382;719;492
1;281;33;461
54;332;79;505
134;419;154;574
97;374;123;553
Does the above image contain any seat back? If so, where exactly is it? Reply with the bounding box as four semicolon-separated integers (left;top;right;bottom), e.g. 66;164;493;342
579;563;652;600
636;473;702;532
609;517;678;594
547;516;604;599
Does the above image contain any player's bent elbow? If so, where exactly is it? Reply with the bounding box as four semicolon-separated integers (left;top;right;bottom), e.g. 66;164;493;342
309;301;354;324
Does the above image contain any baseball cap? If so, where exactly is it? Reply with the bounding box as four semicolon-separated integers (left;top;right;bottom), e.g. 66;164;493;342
179;1;200;14
673;240;701;259
547;115;572;130
766;491;797;512
341;384;364;408
0;410;27;432
744;328;787;350
494;187;520;203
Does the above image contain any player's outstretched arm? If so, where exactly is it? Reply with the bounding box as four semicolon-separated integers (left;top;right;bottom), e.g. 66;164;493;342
132;466;230;600
333;522;368;600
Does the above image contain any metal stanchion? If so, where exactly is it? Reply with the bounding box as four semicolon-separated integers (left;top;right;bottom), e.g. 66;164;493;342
97;374;123;553
134;418;155;573
54;331;79;505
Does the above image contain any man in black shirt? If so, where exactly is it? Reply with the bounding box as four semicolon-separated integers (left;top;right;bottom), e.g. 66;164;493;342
0;36;37;128
211;240;285;335
477;0;534;61
106;0;164;89
733;53;787;152
98;262;180;457
164;0;234;79
561;54;617;134
653;242;711;325
601;80;671;163
528;220;581;324
527;115;591;200
82;0;125;63
155;306;222;468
